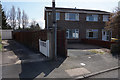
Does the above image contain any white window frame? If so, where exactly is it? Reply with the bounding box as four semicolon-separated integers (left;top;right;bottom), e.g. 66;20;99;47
66;29;79;39
65;13;79;21
103;15;109;22
86;29;98;39
66;29;69;39
86;15;98;21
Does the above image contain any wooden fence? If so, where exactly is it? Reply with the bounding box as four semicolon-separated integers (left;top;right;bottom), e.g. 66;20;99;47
13;30;47;51
13;30;67;57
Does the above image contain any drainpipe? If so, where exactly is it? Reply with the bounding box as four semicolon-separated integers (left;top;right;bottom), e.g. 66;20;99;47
47;12;49;29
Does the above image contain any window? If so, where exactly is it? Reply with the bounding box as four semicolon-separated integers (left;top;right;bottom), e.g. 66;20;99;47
86;15;98;21
66;29;79;39
56;12;60;20
65;13;79;21
103;15;109;21
86;29;98;39
89;32;93;37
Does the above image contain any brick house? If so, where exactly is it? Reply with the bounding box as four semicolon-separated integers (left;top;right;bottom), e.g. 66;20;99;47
44;7;111;43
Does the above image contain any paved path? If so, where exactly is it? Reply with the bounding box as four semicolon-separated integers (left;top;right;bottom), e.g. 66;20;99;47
2;40;47;66
1;40;119;79
89;68;119;78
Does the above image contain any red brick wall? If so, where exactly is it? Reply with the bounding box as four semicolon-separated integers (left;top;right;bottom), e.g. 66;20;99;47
81;39;116;48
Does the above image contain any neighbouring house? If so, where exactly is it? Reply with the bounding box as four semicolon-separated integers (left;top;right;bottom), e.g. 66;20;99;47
44;7;111;43
0;29;13;40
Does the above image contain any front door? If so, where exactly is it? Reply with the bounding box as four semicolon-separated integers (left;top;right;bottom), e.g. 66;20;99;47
102;29;111;41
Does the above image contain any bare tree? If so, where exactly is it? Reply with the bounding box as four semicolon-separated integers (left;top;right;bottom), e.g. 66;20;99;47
30;20;41;30
30;20;37;29
106;7;120;39
106;7;120;53
9;6;16;30
22;10;28;29
17;7;21;29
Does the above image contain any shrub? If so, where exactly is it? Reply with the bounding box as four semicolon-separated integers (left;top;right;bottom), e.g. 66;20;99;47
111;44;119;54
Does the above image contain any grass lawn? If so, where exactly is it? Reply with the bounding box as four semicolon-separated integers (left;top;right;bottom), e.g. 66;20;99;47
88;48;111;54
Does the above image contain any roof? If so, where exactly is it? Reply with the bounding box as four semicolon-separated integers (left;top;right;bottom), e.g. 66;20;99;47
45;7;110;14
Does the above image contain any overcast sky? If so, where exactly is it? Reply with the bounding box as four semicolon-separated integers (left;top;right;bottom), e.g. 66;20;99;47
1;0;120;29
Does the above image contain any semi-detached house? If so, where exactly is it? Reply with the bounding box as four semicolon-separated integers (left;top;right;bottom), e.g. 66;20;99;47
44;7;111;43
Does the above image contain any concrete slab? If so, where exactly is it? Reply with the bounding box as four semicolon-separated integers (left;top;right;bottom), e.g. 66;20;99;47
65;68;91;77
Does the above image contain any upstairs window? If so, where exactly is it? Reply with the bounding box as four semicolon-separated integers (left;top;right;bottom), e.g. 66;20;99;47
86;15;98;21
56;12;60;20
65;13;79;21
103;15;109;21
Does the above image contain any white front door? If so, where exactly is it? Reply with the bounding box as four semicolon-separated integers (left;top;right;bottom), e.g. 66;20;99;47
102;30;111;41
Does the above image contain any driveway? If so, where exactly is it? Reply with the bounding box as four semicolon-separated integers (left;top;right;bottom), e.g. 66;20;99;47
2;40;47;66
1;40;119;79
66;43;119;78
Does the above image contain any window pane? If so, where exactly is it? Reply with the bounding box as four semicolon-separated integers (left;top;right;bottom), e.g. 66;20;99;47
93;32;98;38
89;32;93;37
103;15;109;21
66;30;69;38
72;29;76;38
76;32;79;38
66;29;79;39
86;15;98;21
56;12;60;20
65;13;79;21
86;29;98;38
69;30;73;38
93;15;98;21
76;14;79;21
69;13;75;20
107;36;109;40
89;16;94;21
65;13;69;20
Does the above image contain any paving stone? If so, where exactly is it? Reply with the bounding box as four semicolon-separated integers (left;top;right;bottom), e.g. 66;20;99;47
65;68;91;77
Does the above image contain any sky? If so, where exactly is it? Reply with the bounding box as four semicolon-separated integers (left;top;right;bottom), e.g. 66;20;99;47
1;0;120;29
